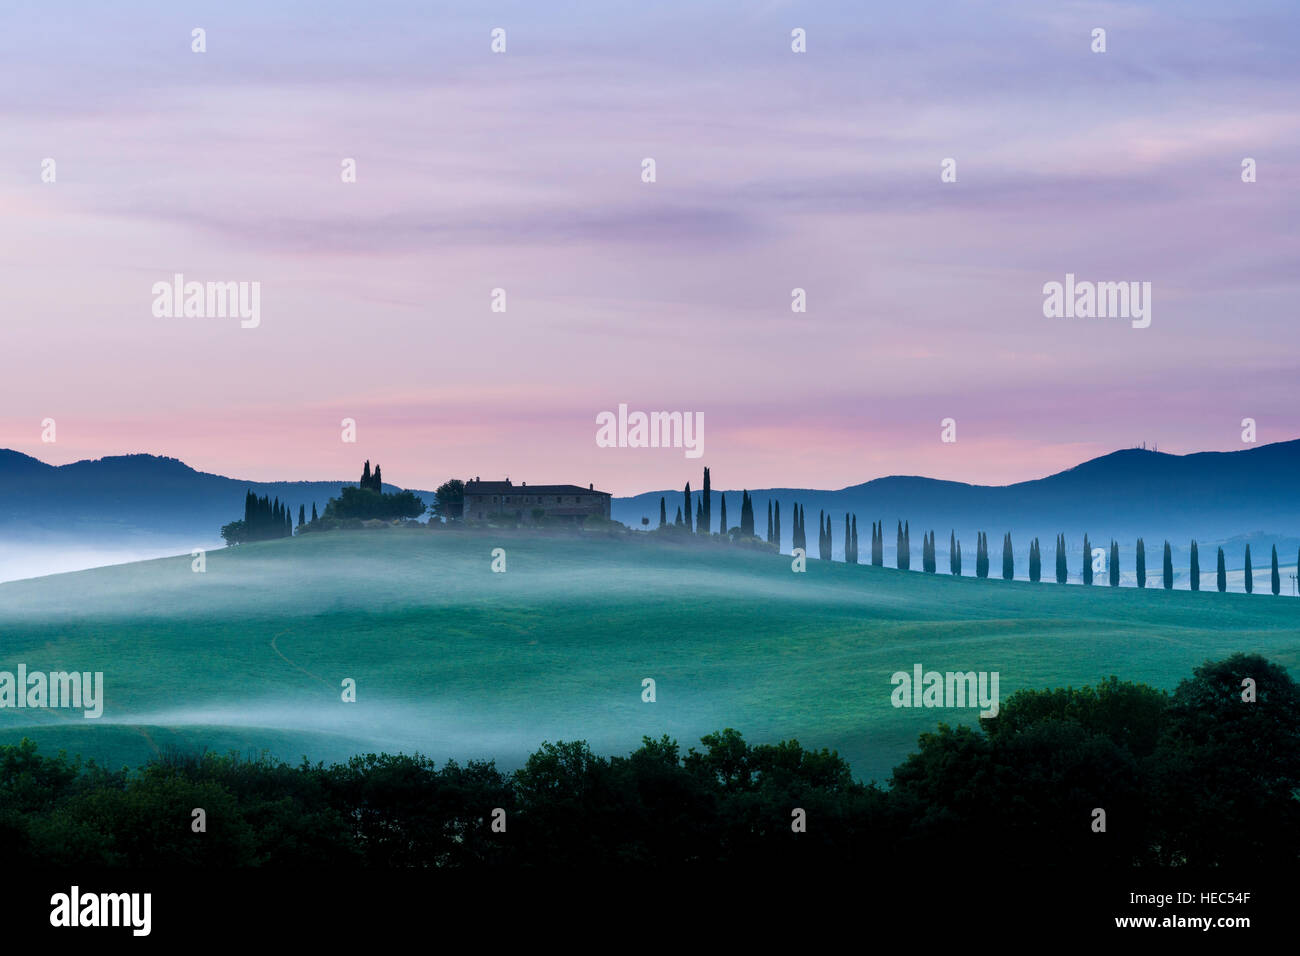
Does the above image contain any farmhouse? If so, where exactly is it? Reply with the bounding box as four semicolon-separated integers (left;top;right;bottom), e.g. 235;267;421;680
463;478;611;524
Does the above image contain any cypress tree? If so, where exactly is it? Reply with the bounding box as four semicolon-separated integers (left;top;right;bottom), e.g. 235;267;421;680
1136;538;1146;588
1163;540;1173;590
1029;537;1041;582
1055;533;1066;584
843;514;851;564
954;538;962;576
1002;532;1014;580
949;531;957;575
1217;547;1227;592
675;506;683;526
695;498;703;533
1272;545;1280;595
720;494;728;537
767;500;773;544
772;500;779;549
1244;544;1253;594
976;532;988;579
1189;541;1200;591
873;521;883;566
702;467;711;536
361;460;372;489
683;482;692;533
298;504;306;528
659;497;667;527
741;491;755;537
311;502;318;522
850;515;858;564
1083;534;1093;586
1109;540;1119;587
373;465;382;491
904;522;911;570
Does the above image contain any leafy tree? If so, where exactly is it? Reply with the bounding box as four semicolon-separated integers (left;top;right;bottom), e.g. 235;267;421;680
433;480;464;521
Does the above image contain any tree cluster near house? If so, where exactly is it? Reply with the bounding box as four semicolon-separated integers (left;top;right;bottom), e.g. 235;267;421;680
220;491;296;545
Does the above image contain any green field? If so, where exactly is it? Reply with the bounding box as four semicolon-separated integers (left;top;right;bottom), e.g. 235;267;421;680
1;528;1297;783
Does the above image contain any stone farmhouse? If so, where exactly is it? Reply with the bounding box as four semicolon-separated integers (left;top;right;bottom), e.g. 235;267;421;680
462;478;611;524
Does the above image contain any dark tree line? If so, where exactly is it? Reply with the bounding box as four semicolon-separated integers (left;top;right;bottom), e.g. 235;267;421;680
221;491;297;545
3;654;1294;870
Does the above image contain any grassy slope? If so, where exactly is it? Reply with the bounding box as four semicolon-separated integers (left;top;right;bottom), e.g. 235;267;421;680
0;528;1296;783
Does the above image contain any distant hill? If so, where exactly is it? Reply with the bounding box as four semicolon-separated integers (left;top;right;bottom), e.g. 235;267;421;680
614;441;1300;569
0;451;436;580
3;442;1299;583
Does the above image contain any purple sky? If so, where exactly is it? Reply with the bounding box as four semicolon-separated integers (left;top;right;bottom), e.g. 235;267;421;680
2;1;1297;495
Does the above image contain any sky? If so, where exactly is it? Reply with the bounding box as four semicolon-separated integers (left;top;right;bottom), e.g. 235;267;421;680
1;0;1297;496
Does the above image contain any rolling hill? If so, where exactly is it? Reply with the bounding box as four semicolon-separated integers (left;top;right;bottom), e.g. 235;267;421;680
0;528;1295;782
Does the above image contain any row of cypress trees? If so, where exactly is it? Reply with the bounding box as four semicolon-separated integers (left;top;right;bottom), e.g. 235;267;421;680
653;472;1292;595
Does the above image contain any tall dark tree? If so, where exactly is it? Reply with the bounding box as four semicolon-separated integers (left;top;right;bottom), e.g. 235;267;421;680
850;515;858;564
772;500;779;549
1029;537;1041;582
311;502;318;522
1162;540;1173;590
695;499;703;534
844;514;851;565
719;494;728;537
1136;538;1146;588
361;460;372;489
820;511;831;560
1244;544;1253;594
701;467;712;537
1055;533;1067;585
767;500;773;544
954;537;962;577
373;465;382;491
1189;540;1200;592
1109;540;1119;587
872;521;883;566
903;521;911;571
1271;544;1280;596
298;504;306;528
741;491;755;538
976;532;989;579
683;482;693;533
1002;532;1014;580
1082;533;1093;586
659;497;667;527
675;506;683;526
1217;547;1227;592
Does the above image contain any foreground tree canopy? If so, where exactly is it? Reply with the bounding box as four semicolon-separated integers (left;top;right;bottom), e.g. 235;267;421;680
1;653;1294;868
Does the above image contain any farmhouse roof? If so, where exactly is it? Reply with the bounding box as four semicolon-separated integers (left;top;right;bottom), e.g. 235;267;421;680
465;480;608;496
